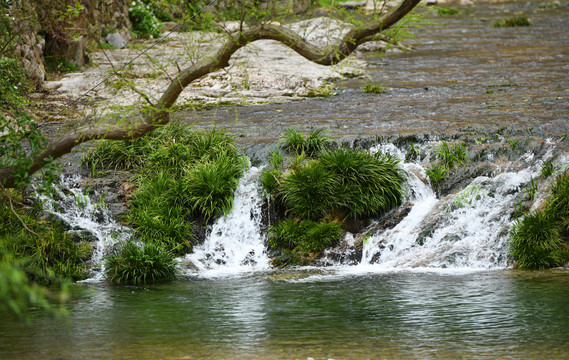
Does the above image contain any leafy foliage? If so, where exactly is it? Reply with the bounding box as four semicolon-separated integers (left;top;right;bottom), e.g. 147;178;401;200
269;219;342;254
510;170;569;269
318;148;406;218
86;124;245;253
494;16;531;28
105;241;177;285
127;171;194;255
129;0;163;38
362;81;387;94
435;141;467;168
281;160;338;220
436;7;460;16
280;128;332;157
183;152;247;221
509;211;566;270
541;160;555;179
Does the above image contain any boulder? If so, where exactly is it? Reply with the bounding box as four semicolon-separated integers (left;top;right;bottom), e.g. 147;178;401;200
105;33;127;49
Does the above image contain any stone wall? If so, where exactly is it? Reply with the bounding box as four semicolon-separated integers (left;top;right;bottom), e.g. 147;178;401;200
9;0;131;88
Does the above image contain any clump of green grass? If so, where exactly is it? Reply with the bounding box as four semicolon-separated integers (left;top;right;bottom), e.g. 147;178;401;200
262;130;407;265
362;81;387;94
280;128;332;157
269;219;342;265
446;184;486;211
426;141;468;188
319;148;406;218
435;141;468;168
437;7;460;16
127;171;194;255
509;211;566;270
510;170;569;269
0;205;91;284
281;160;339;220
182;152;247;221
98;42;118;50
105;241;177;285
85;124;245;255
426;164;448;186
270;219;342;253
493;16;531;28
541;160;555;179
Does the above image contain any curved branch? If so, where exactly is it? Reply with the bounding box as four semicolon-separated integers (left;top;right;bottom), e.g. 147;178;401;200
0;0;421;188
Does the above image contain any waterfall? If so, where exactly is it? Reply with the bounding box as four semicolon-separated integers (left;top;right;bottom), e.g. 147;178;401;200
37;175;131;281
34;139;563;277
182;166;270;276
355;144;549;270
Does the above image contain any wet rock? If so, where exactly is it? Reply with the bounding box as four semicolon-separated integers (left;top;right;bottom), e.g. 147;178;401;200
67;229;99;243
313;233;363;266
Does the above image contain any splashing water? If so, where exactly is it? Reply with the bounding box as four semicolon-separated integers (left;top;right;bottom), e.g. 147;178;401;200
183;166;270;276
356;146;545;271
38;175;130;281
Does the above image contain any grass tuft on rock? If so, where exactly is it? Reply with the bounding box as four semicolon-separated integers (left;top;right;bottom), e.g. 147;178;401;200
493;16;531;28
85;124;246;256
509;170;569;269
105;241;177;285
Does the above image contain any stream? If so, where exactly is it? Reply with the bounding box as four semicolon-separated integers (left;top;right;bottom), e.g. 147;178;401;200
2;0;569;359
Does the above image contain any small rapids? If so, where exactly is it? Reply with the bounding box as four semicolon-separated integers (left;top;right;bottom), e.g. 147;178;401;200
37;175;130;281
183;166;270;276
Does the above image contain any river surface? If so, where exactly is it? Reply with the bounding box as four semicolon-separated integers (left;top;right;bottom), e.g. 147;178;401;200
2;270;569;359
3;0;569;359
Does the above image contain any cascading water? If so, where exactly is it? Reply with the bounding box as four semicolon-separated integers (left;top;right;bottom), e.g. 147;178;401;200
37;175;131;281
351;141;557;271
36;139;564;277
183;166;270;276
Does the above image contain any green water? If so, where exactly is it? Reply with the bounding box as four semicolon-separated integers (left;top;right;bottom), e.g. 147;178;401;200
2;270;569;359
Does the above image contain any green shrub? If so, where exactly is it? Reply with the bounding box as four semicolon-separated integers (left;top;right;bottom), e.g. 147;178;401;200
260;168;282;196
426;164;448;185
319;148;406;218
82;136;149;171
437;7;460;16
362;81;386;94
493;16;531;28
269;219;342;253
0;205;90;284
129;0;163;38
509;211;565;270
186;126;240;163
280;161;338;220
44;58;79;74
269;149;284;170
546;170;569;225
182;152;247;221
509;171;569;270
280;128;332;157
105;241;177;285
88;126;245;254
127;171;194;255
0;58;30;109
0;254;58;319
